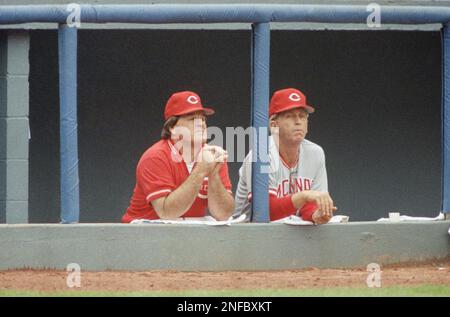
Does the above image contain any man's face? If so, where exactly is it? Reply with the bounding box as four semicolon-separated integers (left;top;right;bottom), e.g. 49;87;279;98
171;111;207;145
271;108;309;144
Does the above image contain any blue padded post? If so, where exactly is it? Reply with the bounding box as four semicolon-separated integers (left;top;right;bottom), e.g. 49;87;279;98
442;23;450;215
251;22;270;222
58;24;80;223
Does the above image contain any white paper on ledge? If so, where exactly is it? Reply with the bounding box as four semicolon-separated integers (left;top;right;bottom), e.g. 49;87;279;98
273;215;350;226
130;214;247;226
377;212;445;222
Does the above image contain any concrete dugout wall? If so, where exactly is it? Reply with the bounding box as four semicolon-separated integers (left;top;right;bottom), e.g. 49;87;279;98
0;221;449;271
27;29;441;223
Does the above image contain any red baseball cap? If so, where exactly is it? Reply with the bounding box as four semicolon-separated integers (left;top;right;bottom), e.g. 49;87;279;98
164;91;215;120
269;88;315;116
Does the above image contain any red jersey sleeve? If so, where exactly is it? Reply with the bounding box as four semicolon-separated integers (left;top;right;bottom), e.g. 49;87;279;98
300;202;319;222
269;195;297;221
269;195;319;222
219;161;233;194
137;156;176;204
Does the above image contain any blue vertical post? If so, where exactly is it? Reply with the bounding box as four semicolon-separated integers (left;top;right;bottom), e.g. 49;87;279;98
250;23;270;222
58;24;80;223
443;23;450;216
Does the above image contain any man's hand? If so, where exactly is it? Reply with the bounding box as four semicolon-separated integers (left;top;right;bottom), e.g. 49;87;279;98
292;190;337;223
312;209;333;224
195;145;228;177
209;145;228;175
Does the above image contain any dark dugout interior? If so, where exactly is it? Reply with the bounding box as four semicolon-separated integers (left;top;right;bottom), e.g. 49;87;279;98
28;29;441;222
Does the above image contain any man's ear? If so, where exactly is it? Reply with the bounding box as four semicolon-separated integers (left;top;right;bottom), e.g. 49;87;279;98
170;126;181;141
269;119;279;136
270;119;278;129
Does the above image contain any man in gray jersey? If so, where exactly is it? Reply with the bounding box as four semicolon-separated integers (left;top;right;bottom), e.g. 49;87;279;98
235;88;336;224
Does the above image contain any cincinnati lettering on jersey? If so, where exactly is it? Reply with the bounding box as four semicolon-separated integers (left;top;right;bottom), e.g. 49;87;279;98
276;177;312;197
200;178;208;192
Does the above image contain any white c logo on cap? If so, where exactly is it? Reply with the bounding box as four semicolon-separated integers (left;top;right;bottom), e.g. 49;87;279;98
288;93;301;102
187;96;199;104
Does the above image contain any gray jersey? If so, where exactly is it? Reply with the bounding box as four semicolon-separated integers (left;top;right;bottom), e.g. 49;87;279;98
234;136;328;220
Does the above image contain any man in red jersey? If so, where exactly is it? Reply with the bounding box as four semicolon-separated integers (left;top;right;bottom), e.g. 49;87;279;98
122;91;234;223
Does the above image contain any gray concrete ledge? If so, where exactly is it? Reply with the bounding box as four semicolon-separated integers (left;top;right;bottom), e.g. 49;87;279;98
0;221;449;271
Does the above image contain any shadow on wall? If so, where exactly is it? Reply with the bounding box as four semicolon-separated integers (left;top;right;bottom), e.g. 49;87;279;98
0;135;4;222
29;29;251;223
28;29;441;223
271;30;442;221
1;31;7;223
